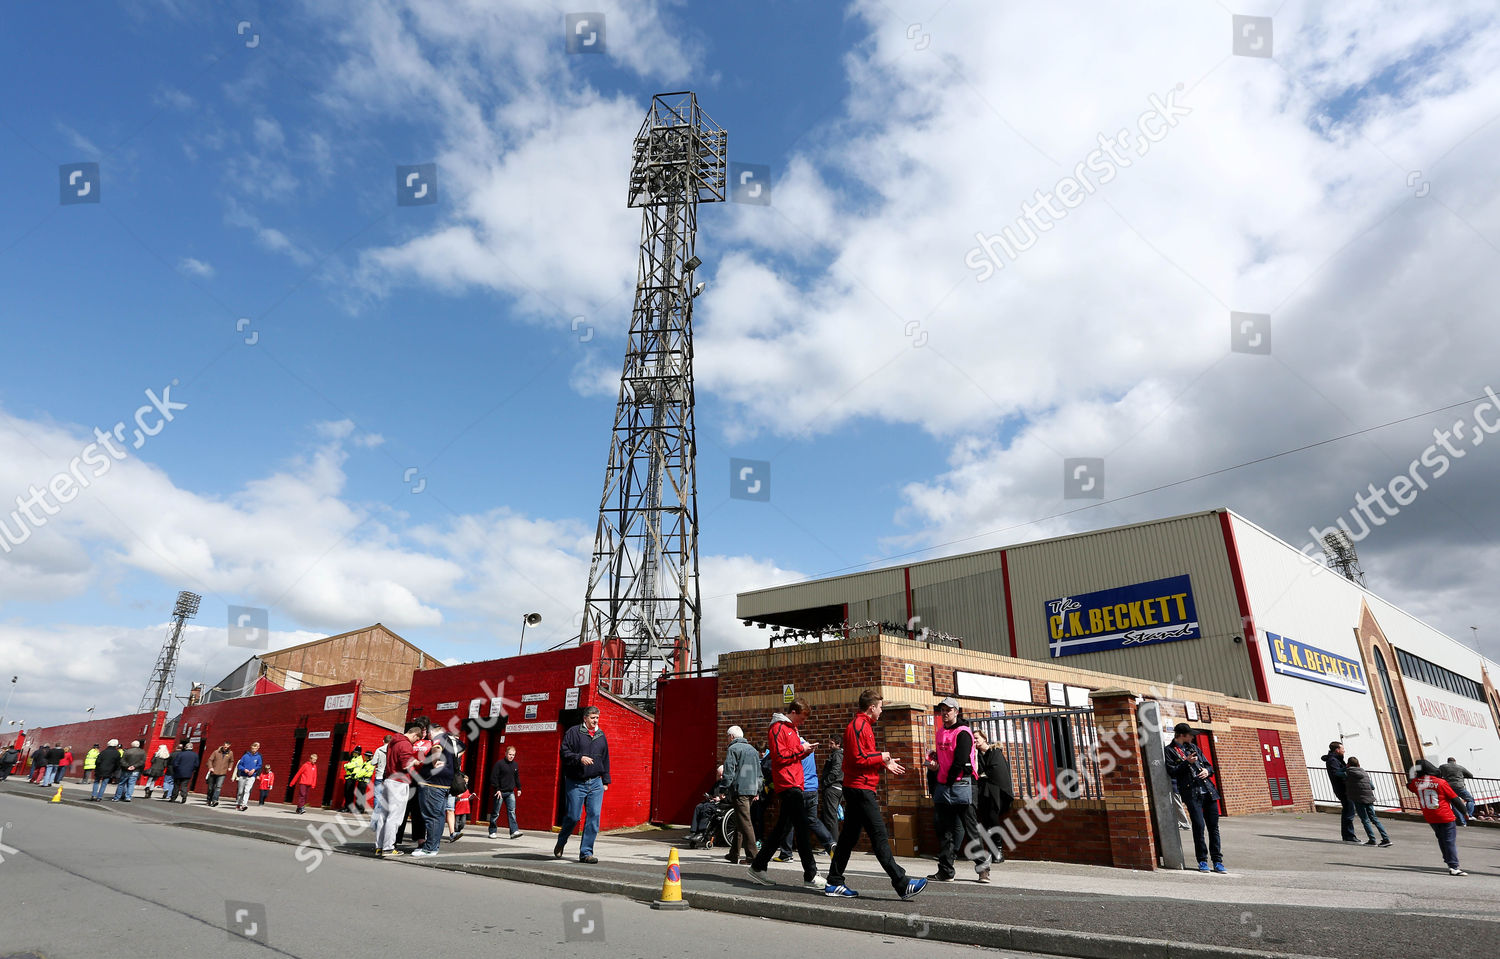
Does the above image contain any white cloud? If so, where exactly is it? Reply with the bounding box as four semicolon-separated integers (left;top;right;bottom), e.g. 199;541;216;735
177;256;215;278
225;197;312;264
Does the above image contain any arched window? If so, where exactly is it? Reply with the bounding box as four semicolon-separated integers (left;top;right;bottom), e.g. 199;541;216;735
1374;648;1413;773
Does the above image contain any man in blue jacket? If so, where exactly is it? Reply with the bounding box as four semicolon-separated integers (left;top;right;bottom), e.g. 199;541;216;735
166;742;200;803
777;747;835;860
554;707;609;864
234;742;263;811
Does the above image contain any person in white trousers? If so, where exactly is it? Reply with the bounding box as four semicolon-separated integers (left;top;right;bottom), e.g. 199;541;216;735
376;723;423;857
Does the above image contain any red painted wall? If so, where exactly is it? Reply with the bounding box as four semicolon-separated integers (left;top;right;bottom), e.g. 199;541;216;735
178;680;365;806
405;642;655;832
651;676;719;825
20;711;168;778
597;694;654;830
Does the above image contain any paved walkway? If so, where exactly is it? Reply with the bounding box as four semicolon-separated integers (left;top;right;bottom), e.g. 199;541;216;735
10;777;1499;958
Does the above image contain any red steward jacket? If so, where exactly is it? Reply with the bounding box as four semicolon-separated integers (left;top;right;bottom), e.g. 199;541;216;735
841;713;887;792
767;717;806;791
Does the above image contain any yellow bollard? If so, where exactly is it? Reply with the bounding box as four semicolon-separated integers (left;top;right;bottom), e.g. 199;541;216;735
651;846;690;911
50;784;63;803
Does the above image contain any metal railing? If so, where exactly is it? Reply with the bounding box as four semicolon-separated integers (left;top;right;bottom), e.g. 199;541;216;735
966;707;1105;802
1306;766;1500;813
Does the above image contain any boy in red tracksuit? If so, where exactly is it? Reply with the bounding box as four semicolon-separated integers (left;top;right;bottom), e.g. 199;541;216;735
748;700;822;888
1408;760;1465;876
257;767;275;805
823;690;927;902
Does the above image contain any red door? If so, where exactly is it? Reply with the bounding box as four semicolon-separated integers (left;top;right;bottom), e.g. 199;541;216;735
1257;729;1293;807
1028;719;1060;799
1194;732;1226;814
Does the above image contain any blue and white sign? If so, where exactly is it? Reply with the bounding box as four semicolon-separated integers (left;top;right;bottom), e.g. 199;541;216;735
1046;574;1200;657
1265;632;1367;693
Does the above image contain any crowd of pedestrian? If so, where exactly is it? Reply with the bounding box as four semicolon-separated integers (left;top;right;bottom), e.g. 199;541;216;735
8;705;1490;887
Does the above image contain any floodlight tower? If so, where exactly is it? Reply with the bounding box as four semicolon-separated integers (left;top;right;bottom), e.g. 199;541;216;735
580;92;726;703
1322;531;1366;586
138;590;201;713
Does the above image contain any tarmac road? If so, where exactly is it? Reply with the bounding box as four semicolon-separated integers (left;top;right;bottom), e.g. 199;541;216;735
6;778;1500;959
0;789;1036;959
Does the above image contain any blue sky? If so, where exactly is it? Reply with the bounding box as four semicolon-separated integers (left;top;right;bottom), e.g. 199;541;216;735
4;1;1500;728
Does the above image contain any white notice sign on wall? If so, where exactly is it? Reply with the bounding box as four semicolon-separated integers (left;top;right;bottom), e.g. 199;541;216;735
505;722;558;734
565;687;580;710
323;693;354;711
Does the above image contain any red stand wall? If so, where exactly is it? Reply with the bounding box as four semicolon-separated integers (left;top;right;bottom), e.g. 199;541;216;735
20;711;168;778
651;676;719;825
178;680;365;805
405;642;655;833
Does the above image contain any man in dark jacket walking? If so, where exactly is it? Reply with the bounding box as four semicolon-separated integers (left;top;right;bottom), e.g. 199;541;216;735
114;740;147;802
1323;742;1358;842
412;729;456;857
1345;758;1391;846
1167;723;1226;873
554;707;610;863
43;744;66;786
91;741;122;800
167;742;200;803
819;740;843;843
487;745;523;839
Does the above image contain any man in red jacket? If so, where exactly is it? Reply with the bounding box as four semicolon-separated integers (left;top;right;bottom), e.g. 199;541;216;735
1408;759;1466;876
822;690;927;901
748;700;823;888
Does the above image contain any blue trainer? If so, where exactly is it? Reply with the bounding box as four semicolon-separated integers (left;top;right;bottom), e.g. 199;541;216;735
1213;862;1228;874
825;884;859;898
900;877;928;901
1197;861;1211;873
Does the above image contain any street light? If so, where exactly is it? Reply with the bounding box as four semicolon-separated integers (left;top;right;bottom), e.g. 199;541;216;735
0;676;16;732
518;612;542;655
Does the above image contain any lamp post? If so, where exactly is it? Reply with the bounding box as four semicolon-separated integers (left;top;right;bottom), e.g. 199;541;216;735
0;676;16;733
518;612;542;656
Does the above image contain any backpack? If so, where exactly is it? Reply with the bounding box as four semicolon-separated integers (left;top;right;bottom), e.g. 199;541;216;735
450;770;469;795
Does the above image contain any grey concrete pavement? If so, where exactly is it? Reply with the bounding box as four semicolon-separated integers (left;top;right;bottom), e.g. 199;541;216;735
6;778;1500;958
0;789;1042;958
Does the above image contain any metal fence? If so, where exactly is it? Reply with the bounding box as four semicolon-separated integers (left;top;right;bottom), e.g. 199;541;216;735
966;707;1105;802
1305;766;1500;812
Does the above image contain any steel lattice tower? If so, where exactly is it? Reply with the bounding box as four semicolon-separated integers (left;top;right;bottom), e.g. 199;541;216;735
580;92;726;703
139;590;201;713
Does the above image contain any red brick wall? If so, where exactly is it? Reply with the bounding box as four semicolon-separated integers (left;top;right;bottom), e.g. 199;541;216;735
597;696;654;830
1210;701;1314;815
718;634;1308;869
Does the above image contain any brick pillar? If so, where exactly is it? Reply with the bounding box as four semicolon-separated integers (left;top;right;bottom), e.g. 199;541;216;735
1090;687;1157;871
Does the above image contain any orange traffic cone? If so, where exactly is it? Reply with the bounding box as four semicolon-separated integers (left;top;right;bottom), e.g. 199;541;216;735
50;784;63;803
651;846;690;910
